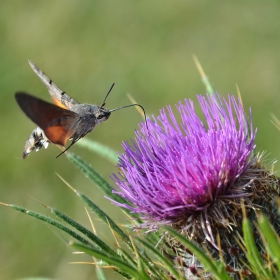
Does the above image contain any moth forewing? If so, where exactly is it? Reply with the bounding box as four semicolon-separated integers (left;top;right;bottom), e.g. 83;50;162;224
28;60;79;109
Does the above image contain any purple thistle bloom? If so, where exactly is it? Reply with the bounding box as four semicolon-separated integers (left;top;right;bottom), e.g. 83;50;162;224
111;93;257;228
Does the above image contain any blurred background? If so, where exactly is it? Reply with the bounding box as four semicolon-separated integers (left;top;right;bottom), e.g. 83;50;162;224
1;1;280;279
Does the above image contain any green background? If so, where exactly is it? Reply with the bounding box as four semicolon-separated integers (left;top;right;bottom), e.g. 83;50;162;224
1;1;280;279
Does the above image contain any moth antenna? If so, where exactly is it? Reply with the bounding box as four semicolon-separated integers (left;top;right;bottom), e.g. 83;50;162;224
56;140;78;158
101;83;115;108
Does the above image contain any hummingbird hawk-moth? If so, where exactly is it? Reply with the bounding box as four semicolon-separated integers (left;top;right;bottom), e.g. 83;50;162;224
15;61;145;158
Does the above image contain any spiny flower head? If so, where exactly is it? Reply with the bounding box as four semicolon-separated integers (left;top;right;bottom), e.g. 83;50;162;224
112;93;257;229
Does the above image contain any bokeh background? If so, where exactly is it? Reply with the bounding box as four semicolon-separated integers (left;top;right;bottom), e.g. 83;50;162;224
1;1;280;279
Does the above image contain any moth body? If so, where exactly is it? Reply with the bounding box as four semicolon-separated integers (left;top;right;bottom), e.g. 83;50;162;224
68;103;111;142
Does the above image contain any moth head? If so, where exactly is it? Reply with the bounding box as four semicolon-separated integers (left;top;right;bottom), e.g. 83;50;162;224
96;107;111;122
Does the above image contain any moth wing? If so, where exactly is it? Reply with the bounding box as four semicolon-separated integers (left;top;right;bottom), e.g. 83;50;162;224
15;92;80;146
28;60;79;109
44;123;73;146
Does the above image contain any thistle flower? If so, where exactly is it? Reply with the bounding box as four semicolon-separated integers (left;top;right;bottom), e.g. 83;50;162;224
112;93;256;223
111;93;280;273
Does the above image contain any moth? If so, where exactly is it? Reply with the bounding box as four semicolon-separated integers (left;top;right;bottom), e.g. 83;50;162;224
15;61;145;158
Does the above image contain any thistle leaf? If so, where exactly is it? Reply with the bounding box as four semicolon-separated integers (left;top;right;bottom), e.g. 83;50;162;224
257;213;280;273
164;226;231;280
243;216;273;278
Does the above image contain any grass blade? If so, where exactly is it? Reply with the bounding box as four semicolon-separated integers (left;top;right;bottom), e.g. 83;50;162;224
66;152;127;204
4;203;93;247
70;242;148;280
71;188;131;244
96;265;107;280
49;206;117;257
76;138;119;164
